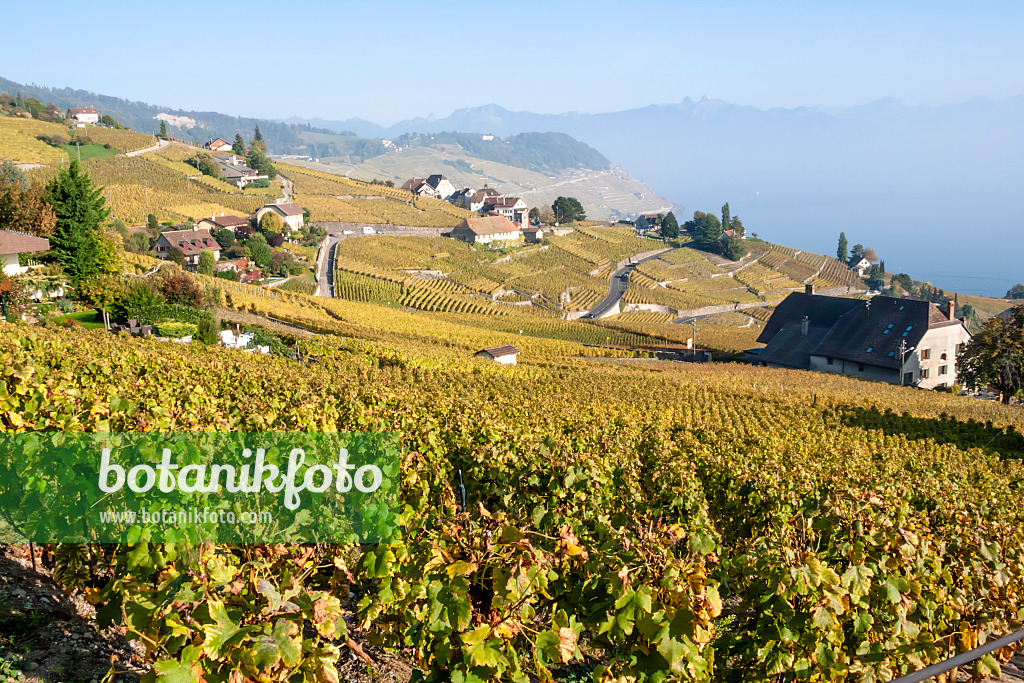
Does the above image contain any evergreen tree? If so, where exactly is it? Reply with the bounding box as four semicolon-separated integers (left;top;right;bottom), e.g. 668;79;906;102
661;211;679;239
721;203;730;233
251;125;266;153
837;232;848;262
45;161;112;283
159;120;168;138
147;213;159;231
232;133;245;155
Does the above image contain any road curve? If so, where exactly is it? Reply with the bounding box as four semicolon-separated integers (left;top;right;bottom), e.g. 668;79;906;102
316;235;342;297
583;248;678;319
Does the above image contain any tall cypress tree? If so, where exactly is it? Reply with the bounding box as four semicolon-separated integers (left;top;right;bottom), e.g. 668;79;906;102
721;202;730;233
45;161;110;283
837;232;848;262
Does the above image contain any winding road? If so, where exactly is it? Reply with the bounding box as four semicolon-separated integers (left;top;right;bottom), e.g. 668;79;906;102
583;248;677;319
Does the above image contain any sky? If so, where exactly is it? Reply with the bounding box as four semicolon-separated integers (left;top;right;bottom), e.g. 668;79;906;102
2;0;1023;125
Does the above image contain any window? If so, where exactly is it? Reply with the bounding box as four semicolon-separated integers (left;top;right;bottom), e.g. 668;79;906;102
940;365;948;375
921;368;930;379
858;363;865;372
827;357;834;366
921;348;931;360
888;351;895;358
957;342;966;354
866;347;873;353
906;326;913;331
940;352;947;361
903;372;914;384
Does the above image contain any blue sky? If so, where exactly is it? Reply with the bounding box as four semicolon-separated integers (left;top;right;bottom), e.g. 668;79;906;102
3;0;1022;124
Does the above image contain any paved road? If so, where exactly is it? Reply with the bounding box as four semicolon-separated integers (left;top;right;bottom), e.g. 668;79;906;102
124;138;170;157
583;249;679;319
277;172;293;202
315;236;343;297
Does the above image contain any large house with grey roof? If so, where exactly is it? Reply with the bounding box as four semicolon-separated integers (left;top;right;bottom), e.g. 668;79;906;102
749;287;971;389
255;202;305;233
154;228;222;271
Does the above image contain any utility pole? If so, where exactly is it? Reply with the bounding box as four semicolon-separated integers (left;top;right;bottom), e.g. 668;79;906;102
900;340;916;386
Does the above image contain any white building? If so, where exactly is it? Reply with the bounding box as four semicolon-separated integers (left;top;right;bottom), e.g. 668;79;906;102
255;202;305;233
0;231;50;276
476;345;519;365
67;107;99;124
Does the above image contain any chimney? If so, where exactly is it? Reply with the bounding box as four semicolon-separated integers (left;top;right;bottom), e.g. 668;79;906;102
947;300;955;320
805;283;814;295
801;316;809;337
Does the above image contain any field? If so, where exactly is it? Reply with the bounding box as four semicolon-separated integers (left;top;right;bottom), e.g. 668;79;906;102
3;293;1022;682
0;117;72;164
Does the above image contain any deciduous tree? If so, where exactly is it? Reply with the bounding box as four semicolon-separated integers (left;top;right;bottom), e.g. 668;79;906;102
198;249;216;276
1006;283;1024;299
958;305;1024;403
551;196;585;224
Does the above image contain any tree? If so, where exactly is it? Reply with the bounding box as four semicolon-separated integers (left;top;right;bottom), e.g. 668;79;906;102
45;161;113;283
723;235;747;261
0;168;56;237
1006;283;1024;299
661;211;679;239
246;149;276;179
259;211;284;235
837;232;848;262
958;305;1024;403
198;249;216;276
147;213;159;231
210;228;236;249
196;316;219;345
721;203;730;233
128;231;150;253
863;247;878;262
167;247;185;267
528;207;540;224
729;215;745;238
551;196;585;224
866;264;885;291
159;120;168;139
683;211;722;250
266;232;285;248
161;272;204;308
251;125;266;154
232;133;245;155
247;233;272;269
850;244;865;262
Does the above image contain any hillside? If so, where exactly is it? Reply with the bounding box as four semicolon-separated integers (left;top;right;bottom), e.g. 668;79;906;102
2;247;1023;680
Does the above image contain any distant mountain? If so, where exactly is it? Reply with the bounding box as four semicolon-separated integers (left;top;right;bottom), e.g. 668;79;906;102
285;96;1024;295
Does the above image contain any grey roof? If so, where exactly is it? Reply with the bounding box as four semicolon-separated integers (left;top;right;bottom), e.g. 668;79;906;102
753;322;830;369
757;293;968;371
756;292;861;344
0;230;50;256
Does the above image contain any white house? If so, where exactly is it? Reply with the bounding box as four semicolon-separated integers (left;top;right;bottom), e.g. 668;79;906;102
212;154;266;189
67;107;99;124
469;187;501;212
0;231;50;276
848;257;873;276
205;138;232;152
255;202;305;233
476;344;519;365
752;289;971;389
448;215;522;244
481;196;528;228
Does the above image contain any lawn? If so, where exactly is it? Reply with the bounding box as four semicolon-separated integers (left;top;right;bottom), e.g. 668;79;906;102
48;310;105;330
60;143;119;162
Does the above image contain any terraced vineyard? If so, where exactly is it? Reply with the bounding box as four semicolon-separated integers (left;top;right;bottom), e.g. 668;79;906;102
5;301;1022;683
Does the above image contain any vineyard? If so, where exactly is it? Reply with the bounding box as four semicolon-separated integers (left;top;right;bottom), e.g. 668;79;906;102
3;306;1023;682
0;117;72;164
283;163;474;226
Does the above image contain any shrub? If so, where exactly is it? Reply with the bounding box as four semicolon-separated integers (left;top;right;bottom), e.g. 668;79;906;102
160;273;204;308
55;297;75;314
247;178;271;188
156;321;197;339
195;316;219;345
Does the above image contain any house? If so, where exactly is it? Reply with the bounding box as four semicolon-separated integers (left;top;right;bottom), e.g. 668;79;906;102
469;187;501;211
212;154;266;189
215;257;248;273
751;286;972;389
481;196;528;228
476;344;519;365
255;202;305;233
523;226;545;243
425;175;457;199
153;228;222;270
449;215;522;244
196;214;251;232
449;188;474;205
400;178;438;198
205;138;232;152
67;107;99;124
0;231;50;276
718;229;737;244
848;257;873;276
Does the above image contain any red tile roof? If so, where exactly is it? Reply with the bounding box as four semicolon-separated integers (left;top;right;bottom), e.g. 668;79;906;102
457;215;521;236
156;229;221;255
202;215;250;229
0;230;50;255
